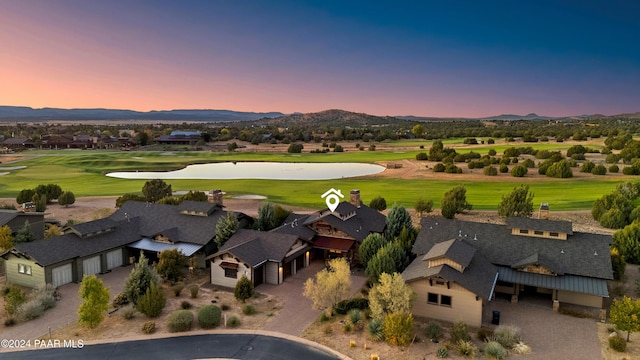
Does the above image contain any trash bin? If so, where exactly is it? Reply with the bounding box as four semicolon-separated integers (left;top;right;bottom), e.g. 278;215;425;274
492;310;500;325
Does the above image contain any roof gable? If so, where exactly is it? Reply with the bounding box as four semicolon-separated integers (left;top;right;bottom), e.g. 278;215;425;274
506;217;573;235
212;229;300;266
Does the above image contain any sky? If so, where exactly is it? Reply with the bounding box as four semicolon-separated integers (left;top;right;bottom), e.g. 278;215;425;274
1;0;639;117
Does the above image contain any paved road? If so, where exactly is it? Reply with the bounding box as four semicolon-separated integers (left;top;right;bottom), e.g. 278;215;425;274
1;334;342;360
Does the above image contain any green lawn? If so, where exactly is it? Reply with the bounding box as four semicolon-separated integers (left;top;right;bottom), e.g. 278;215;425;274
0;149;629;210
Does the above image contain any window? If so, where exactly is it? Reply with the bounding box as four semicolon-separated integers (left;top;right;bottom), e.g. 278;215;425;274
549;232;559;237
18;263;32;276
224;267;238;278
427;292;439;304
519;229;528;234
534;230;544;236
440;295;452;307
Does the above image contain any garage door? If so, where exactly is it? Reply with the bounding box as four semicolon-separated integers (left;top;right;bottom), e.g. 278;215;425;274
106;249;123;270
83;256;101;276
51;264;73;287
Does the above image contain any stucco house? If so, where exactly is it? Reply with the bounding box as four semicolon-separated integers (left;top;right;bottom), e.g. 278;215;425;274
403;216;613;327
208;229;311;288
1;200;251;288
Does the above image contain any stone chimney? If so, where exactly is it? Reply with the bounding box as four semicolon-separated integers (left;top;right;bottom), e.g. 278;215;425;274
350;189;361;208
209;189;223;206
538;202;549;219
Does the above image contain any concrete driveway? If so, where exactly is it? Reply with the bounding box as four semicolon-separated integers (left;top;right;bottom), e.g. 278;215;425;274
258;261;368;336
484;299;603;360
1;265;131;342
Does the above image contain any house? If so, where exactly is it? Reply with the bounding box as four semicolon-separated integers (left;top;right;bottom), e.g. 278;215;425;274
155;131;201;145
0;200;251;289
403;216;613;326
0;209;45;240
1;138;35;150
271;189;386;263
208;229;311;288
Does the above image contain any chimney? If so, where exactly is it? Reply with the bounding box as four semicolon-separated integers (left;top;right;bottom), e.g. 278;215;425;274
350;189;361;208
209;189;223;206
538;202;549;219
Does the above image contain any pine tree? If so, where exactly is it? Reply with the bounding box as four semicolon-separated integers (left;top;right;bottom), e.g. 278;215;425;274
234;275;254;303
256;202;276;231
78;275;110;328
498;185;534;218
58;191;76;207
137;282;166;318
15;220;35;243
385;204;413;239
124;252;160;305
215;212;239;248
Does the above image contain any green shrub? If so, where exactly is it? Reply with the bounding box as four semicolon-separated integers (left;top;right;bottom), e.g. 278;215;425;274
450;321;471;344
383;312;413;346
457;340;477;358
137;282;166;318
437;347;448;358
142;321;156;334
198;305;222;329
33;284;56;311
3;284;26;316
592;164;607;175
609;164;619;173
349;309;363;329
343;322;352;332
433;163;445;172
477;328;494;341
609;334;627;352
172;284;184;297
189;285;199;298
181;301;192;309
367;319;384;341
483;166;498;176
493;325;522;349
221;304;230;311
111;292;129;307
227;315;241;327
234;276;254;303
319;312;330;322
426;321;443;341
334;298;369;315
499;163;509;173
485;341;506;359
16;300;45;321
242;304;256;315
122;304;136;320
166;310;194;332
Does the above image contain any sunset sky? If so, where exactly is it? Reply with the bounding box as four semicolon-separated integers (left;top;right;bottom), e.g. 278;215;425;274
1;0;639;117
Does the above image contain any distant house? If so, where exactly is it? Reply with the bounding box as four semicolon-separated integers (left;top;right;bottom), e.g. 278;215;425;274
403;217;612;327
0;200;251;289
155;131;201;145
1;138;35;150
0;209;45;240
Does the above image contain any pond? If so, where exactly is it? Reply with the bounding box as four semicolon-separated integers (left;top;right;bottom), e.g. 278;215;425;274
106;162;385;180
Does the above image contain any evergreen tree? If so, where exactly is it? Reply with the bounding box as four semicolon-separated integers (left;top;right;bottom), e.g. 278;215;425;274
78;275;110;328
137;282;166;318
366;247;397;282
142;179;172;202
440;185;472;219
116;193;146;208
359;233;387;266
234;275;254;303
58;191;76;207
385;204;413;240
124;252;160;305
15;220;35;243
498;185;534;218
16;189;35;204
414;198;433;217
156;249;188;283
256;202;276;231
369;196;387;211
215;212;239;248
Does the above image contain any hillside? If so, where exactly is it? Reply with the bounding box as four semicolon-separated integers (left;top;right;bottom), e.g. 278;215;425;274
251;109;404;127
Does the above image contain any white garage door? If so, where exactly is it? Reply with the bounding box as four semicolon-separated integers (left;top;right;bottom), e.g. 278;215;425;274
83;256;101;276
51;264;73;287
106;249;123;270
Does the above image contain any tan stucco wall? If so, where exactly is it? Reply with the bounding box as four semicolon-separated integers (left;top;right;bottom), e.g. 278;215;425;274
557;290;603;308
4;254;45;289
210;254;251;288
409;279;483;328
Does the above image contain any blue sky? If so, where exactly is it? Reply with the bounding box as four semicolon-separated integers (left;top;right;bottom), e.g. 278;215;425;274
1;0;638;116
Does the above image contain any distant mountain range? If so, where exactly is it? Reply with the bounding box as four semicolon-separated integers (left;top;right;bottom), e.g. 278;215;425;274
0;106;638;123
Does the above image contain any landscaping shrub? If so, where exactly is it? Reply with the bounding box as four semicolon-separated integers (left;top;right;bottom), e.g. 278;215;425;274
234;275;254;303
383;312;413;346
3;284;26;316
227;315;241;327
609;334;626;352
137;282;166;318
142;321;156;334
32;284;56;311
221;304;230;311
189;285;199;298
483;165;498;176
172;284;184;297
242;304;256;315
484;341;506;360
166;310;194;332
609;164;619;173
342;322;352;332
367;319;384;341
122;304;136;320
349;309;363;329
334;298;369;315
181;301;192;309
112;292;129;307
492;325;522;349
450;321;471;344
16;300;45;321
477;328;494;341
457;340;477;358
324;325;333;335
198;305;222;329
499;163;508;173
436;347;448;358
433;163;445;172
319;312;330;322
592;164;607;175
4;318;16;327
426;321;443;342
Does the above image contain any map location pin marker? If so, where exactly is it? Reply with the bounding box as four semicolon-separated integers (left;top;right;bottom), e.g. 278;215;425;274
321;188;344;212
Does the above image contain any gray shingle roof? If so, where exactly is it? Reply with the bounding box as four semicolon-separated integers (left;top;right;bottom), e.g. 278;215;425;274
423;239;476;269
67;218;117;236
414;217;612;280
271;213;316;241
177;200;222;214
506;217;573;235
303;202;386;242
0;211;18;226
211;229;300;266
12;217;141;266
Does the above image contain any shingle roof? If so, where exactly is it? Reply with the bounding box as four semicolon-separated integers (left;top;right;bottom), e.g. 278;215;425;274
506;217;573;234
211;229;300;266
423;239;476;269
0;211;18;225
11;217;142;266
403;244;498;301
414;217;612;280
302;202;386;242
271;213;316;241
177;200;221;214
511;252;565;275
67;218;117;236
